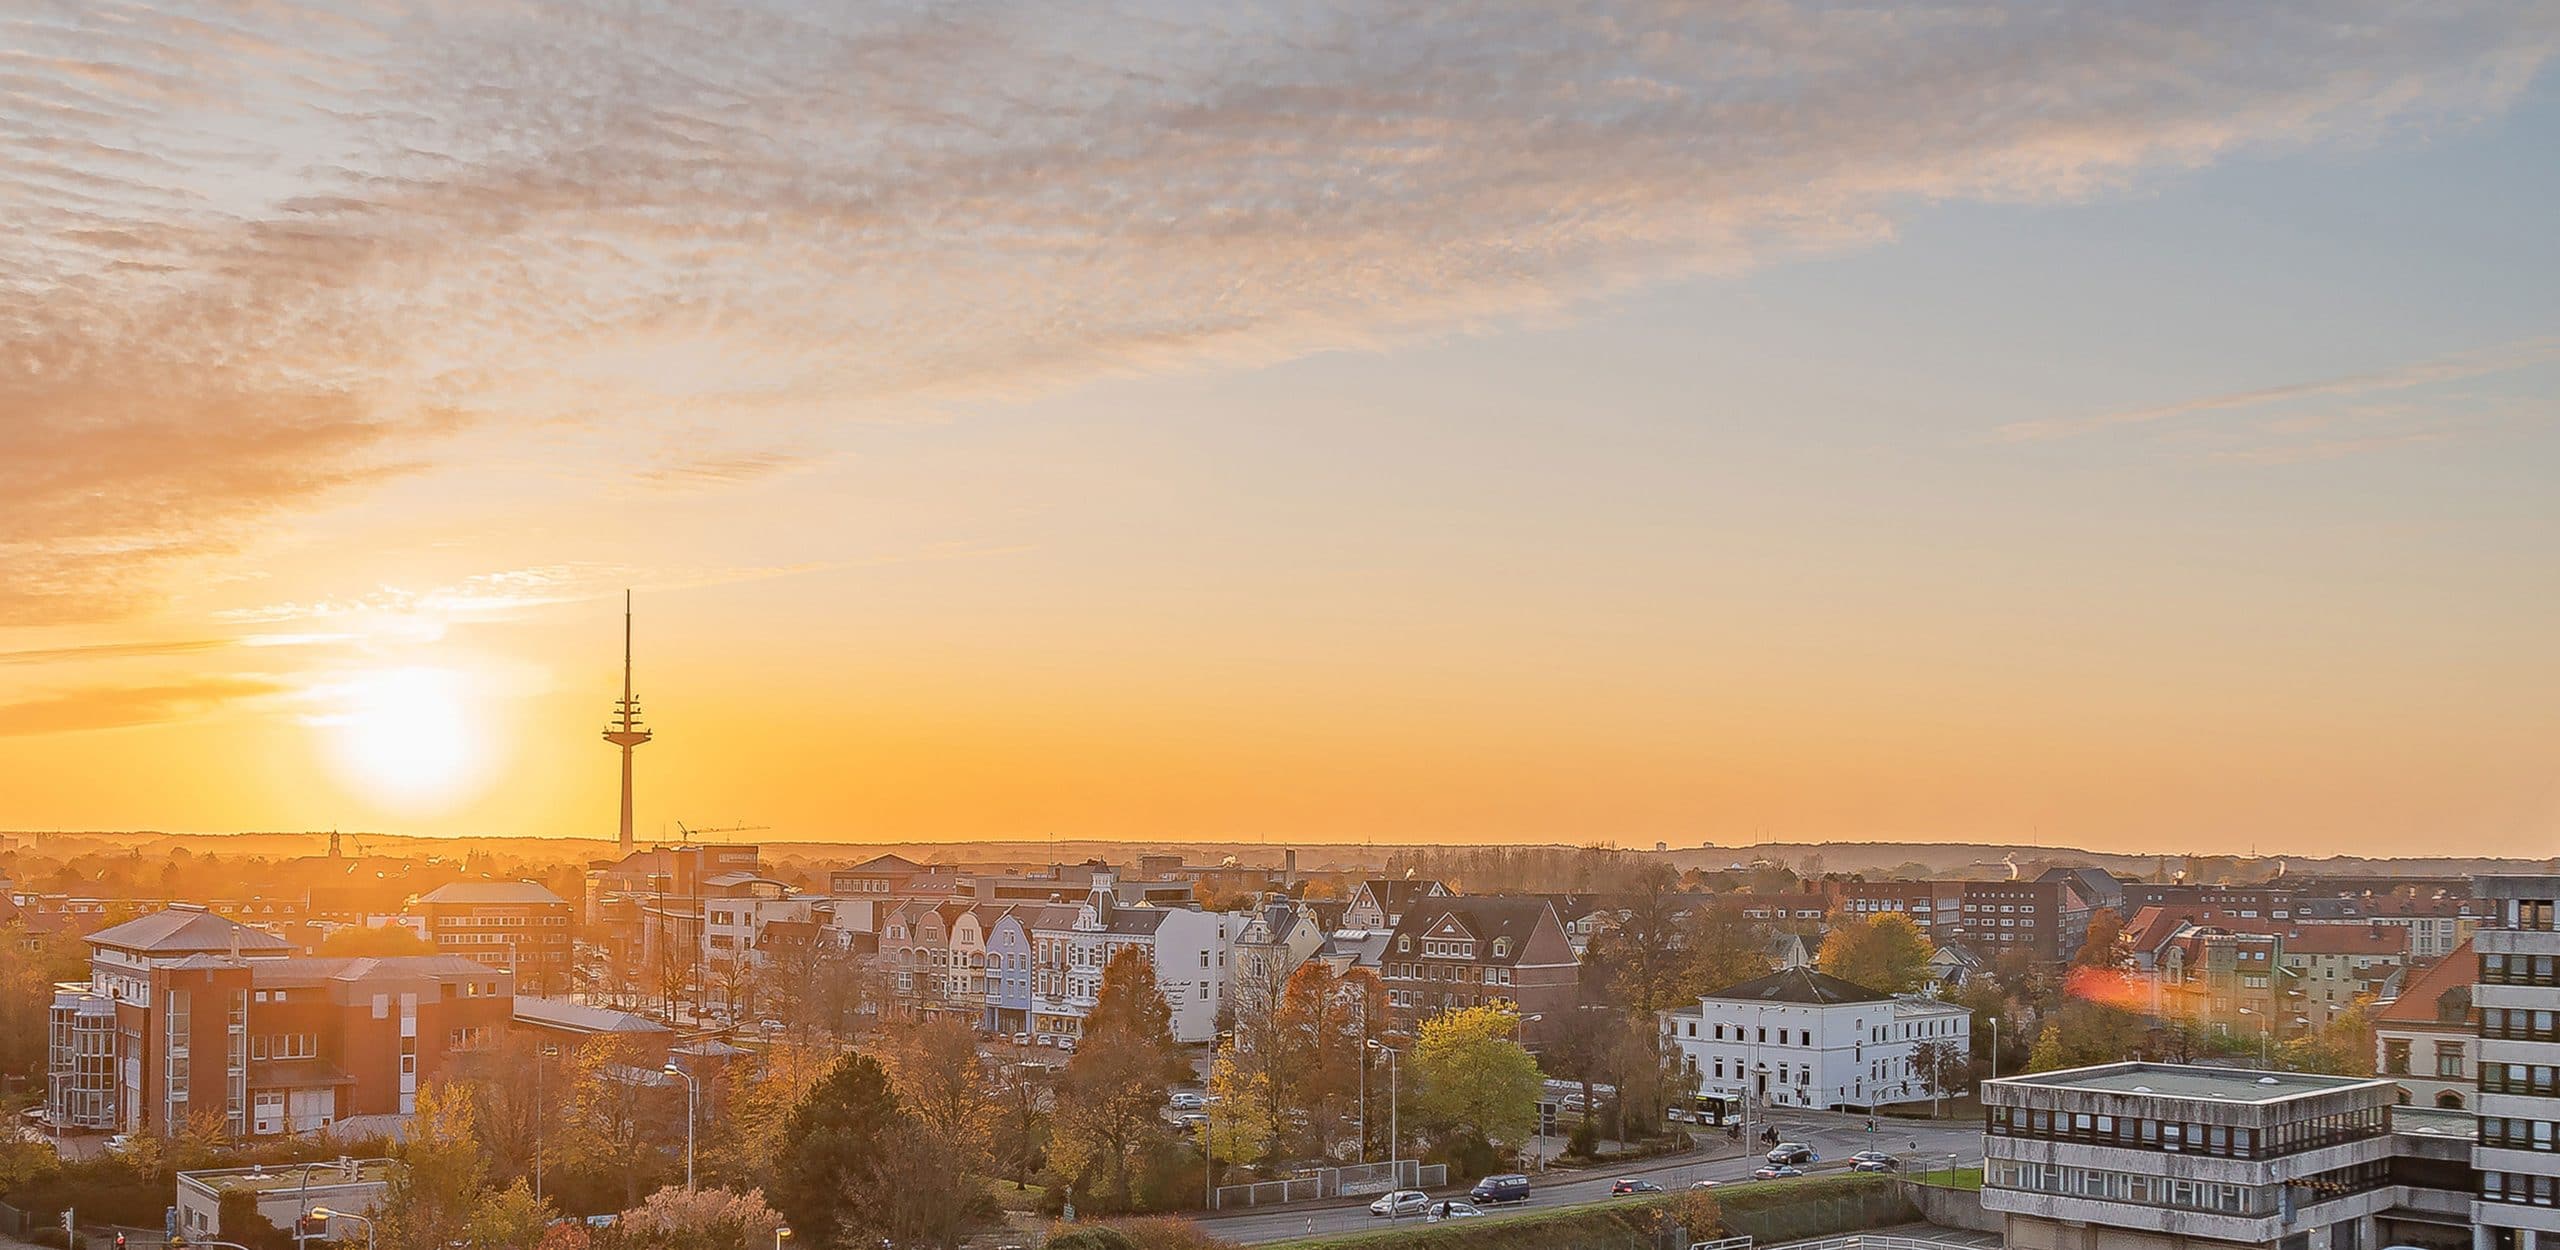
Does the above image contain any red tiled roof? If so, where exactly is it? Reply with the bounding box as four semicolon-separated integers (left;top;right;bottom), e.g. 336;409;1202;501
2279;925;2408;957
2376;940;2475;1026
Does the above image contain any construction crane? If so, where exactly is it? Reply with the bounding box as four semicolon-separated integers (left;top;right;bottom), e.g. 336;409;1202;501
672;822;770;844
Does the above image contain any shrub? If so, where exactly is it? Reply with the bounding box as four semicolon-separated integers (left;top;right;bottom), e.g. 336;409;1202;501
1421;1130;1498;1182
1105;1215;1238;1250
1044;1225;1140;1250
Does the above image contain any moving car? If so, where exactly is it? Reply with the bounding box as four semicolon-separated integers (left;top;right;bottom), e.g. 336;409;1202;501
1765;1143;1814;1165
1468;1173;1531;1205
1424;1200;1484;1222
1689;1179;1721;1191
1368;1190;1431;1218
1751;1164;1806;1180
1851;1159;1895;1173
1610;1178;1664;1195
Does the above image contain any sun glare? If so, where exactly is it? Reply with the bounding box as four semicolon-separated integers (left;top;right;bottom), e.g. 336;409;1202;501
315;667;485;809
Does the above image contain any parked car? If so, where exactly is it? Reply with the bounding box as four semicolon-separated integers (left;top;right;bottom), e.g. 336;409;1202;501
1610;1178;1664;1195
1177;1112;1210;1130
1468;1173;1531;1205
1424;1200;1484;1222
1013;1032;1032;1046
1056;1037;1078;1053
1751;1164;1806;1180
1036;1034;1057;1048
1169;1091;1206;1110
1766;1143;1814;1165
1368;1190;1430;1218
1665;1106;1693;1123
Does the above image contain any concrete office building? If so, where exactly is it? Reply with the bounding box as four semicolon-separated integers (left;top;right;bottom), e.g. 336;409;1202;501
1983;1062;2401;1249
2472;876;2560;1249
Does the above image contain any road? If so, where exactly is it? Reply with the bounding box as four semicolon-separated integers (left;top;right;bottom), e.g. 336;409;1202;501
1197;1109;1986;1245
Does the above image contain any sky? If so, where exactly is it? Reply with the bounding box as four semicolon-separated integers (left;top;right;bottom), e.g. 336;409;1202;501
2;1;2556;855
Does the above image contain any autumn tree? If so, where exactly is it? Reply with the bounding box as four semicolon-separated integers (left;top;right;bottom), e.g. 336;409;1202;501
555;1035;678;1208
2280;997;2379;1076
1678;905;1778;997
2072;909;2130;970
2026;1001;2147;1072
704;1040;836;1189
377;1082;556;1250
1816;913;1934;994
1203;1051;1274;1185
601;1185;784;1250
1267;962;1386;1159
1050;949;1184;1211
1409;1004;1541;1151
770;1051;906;1248
884;1015;993;1169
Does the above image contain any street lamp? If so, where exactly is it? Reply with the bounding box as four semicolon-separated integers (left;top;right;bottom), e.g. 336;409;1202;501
1988;1017;1999;1083
536;1042;561;1201
2238;1009;2273;1068
775;1227;792;1250
664;1062;699;1190
1367;1039;1400;1211
309;1208;373;1250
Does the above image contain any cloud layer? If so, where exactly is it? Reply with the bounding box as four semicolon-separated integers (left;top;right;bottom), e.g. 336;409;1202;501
5;1;2552;622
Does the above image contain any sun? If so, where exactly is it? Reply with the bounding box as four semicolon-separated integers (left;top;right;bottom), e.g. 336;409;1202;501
317;667;486;809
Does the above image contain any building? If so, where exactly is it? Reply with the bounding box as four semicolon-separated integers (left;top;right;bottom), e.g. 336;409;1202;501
175;1158;392;1246
2278;924;2408;1022
1657;967;1970;1115
2375;939;2477;1110
2470;875;2560;1248
1007;890;1243;1045
1230;898;1328;1022
1983;1062;2403;1249
2155;927;2292;1044
1829;870;2103;963
409;882;574;992
46;906;513;1137
1378;897;1580;1048
511;995;676;1061
1344;879;1449;931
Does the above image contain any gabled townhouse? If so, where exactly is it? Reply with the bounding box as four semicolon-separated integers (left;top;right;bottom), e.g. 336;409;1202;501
1379;897;1580;1048
1019;893;1243;1045
1231;898;1327;1021
1344;879;1448;931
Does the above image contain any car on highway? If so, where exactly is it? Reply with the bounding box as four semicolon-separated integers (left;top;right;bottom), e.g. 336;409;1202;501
1765;1142;1814;1165
1468;1173;1531;1205
1689;1179;1721;1190
1609;1178;1664;1195
1751;1164;1806;1180
1368;1190;1430;1218
1423;1200;1484;1222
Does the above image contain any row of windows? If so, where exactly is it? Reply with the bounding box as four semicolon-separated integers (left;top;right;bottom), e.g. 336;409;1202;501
1986;1104;2386;1158
2510;899;2558;932
2479;1118;2560;1151
1987;1161;2263;1216
250;1034;318;1060
2481;1008;2560;1042
1383;963;1518;985
2481;954;2560;987
2485;1171;2560;1206
2480;1063;2560;1096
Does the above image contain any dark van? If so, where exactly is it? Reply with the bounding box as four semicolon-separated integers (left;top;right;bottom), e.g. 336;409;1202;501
1469;1173;1531;1205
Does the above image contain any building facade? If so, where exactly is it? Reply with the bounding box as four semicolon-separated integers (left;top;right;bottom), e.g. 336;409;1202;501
1378;897;1580;1049
409;882;573;992
2471;876;2560;1248
1659;967;1970;1114
2375;939;2476;1110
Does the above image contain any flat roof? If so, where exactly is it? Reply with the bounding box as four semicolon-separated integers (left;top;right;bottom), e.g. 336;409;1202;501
181;1159;398;1195
2392;1105;2479;1141
1992;1062;2388;1104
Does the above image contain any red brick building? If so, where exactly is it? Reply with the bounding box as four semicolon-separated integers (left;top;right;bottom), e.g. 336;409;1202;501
47;905;512;1137
1379;897;1580;1049
409;881;574;993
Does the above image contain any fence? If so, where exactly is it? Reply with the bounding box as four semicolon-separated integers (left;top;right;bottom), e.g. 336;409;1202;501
1209;1160;1450;1210
1759;1237;1987;1250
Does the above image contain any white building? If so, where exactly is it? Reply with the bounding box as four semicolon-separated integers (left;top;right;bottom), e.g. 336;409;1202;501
1658;967;1971;1113
2473;876;2560;1249
1020;880;1245;1045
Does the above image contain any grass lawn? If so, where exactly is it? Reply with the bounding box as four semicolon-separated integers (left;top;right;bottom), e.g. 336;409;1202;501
1906;1165;1983;1191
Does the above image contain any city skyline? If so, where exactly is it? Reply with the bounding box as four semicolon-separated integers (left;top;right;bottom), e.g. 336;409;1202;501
4;3;2557;854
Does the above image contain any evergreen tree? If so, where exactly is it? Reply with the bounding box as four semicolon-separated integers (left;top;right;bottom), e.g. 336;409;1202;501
770;1051;905;1247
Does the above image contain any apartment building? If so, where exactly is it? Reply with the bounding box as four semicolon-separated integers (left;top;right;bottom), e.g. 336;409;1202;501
408;882;573;992
2470;876;2560;1248
46;905;512;1137
2376;939;2477;1110
1344;879;1448;931
1830;869;2103;963
1230;897;1328;1021
2279;924;2408;1023
1378;897;1581;1048
1659;967;1969;1115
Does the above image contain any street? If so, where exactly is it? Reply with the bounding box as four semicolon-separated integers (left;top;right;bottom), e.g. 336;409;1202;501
1196;1109;1986;1245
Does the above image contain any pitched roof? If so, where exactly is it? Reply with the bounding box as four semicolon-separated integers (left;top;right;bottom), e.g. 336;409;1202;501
1360;879;1443;912
414;882;567;906
1703;966;1893;1005
88;907;293;955
2377;941;2476;1027
2280;925;2408;957
1389;897;1559;965
846;853;925;874
513;995;675;1036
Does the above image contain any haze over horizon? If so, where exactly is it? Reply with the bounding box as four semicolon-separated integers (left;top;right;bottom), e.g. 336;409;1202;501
4;3;2556;857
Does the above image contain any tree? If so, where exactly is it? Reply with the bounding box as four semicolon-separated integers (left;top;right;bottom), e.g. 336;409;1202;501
1266;962;1386;1160
1203;1052;1274;1181
216;1189;294;1250
704;1040;836;1190
1051;949;1184;1211
2072;909;2130;970
554;1035;677;1208
991;1059;1053;1189
375;1082;488;1250
872;1118;998;1249
464;1179;555;1250
1409;1004;1541;1151
1583;865;1689;1013
318;925;436;957
1678;905;1777;998
2280;997;2378;1076
770;1051;906;1249
885;1016;993;1170
1816;914;1934;994
1909;1039;1971;1109
2025;1001;2147;1072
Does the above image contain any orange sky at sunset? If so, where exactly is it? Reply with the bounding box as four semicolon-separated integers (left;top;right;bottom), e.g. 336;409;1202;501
4;2;2556;855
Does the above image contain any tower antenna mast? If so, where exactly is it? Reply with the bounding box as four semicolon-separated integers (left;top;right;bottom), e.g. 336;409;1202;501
603;590;654;855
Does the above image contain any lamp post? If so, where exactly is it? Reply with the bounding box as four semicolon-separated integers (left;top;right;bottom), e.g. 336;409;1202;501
309;1208;374;1250
776;1226;793;1250
536;1042;560;1201
664;1062;698;1190
1988;1017;1999;1082
2239;1008;2271;1067
1510;1012;1543;1170
1367;1039;1400;1209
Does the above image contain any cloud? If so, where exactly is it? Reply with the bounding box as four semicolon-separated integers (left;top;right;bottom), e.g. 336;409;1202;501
0;638;234;666
0;677;285;737
5;2;2553;620
1997;336;2560;443
636;450;818;491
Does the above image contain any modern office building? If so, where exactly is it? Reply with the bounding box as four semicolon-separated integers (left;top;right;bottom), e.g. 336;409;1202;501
2471;876;2560;1249
409;881;574;992
1983;1062;2403;1249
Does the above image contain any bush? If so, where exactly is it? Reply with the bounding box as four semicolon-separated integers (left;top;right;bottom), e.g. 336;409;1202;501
1420;1131;1500;1183
1104;1215;1238;1250
1045;1225;1140;1250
